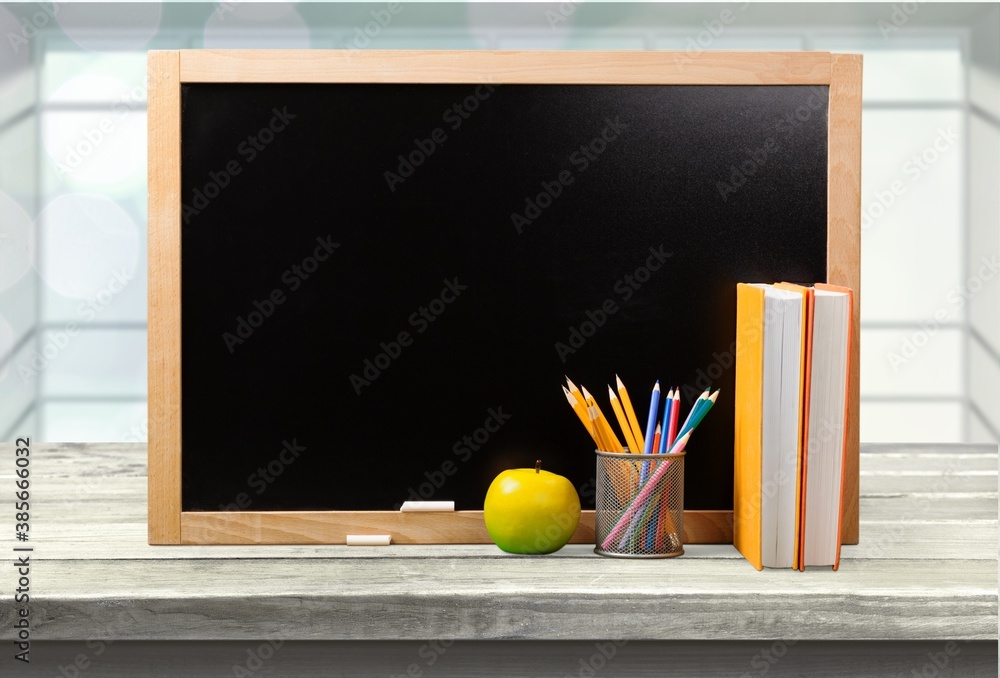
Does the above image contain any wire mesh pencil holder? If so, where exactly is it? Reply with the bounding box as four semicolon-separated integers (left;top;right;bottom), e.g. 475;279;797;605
594;449;685;558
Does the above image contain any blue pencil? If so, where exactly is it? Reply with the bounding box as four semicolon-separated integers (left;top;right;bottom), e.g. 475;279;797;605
678;389;717;440
645;390;675;549
677;389;709;439
639;381;661;483
657;390;673;455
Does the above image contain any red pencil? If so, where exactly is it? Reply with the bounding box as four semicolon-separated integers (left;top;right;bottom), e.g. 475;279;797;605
657;388;682;549
666;388;681;447
654;433;667;551
648;424;663;548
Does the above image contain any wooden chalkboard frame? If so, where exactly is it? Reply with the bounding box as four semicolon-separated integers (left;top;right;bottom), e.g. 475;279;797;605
148;50;861;545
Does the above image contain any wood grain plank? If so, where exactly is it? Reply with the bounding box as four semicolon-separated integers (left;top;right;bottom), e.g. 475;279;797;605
860;495;998;522
862;443;998;455
27;442;147;477
147;51;182;545
179;50;832;85
862;453;997;473
25;521;998;562
14;641;999;678
4;558;993;641
861;473;997;494
827;53;863;545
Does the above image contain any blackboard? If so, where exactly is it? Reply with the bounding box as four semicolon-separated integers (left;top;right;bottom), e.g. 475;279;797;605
178;82;828;513
147;50;861;545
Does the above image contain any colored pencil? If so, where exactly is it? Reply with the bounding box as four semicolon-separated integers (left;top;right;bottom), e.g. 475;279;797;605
678;389;717;440
653;497;669;551
608;386;639;453
640;423;661;489
588;403;610;451
653;387;681;549
647;395;672;549
565;377;586;411
638;381;661;484
632;379;660;549
641;382;661;456
640;419;666;551
603;431;691;549
615;375;646;453
565;378;599;445
613;390;720;549
621;468;667;550
598;415;621;452
563;386;595;442
677;389;709;437
657;390;673;455
666;388;680;447
584;386;623;452
560;373;718;552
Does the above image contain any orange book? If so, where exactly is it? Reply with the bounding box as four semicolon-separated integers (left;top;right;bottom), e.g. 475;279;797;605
734;283;806;570
797;283;854;571
734;283;765;570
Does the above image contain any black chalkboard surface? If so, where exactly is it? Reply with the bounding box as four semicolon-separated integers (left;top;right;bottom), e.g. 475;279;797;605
180;83;827;513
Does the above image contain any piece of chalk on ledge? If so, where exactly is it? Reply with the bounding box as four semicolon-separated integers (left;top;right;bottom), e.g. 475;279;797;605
400;501;455;512
346;534;391;546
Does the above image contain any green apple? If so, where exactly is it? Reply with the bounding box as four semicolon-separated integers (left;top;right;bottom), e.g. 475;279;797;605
484;460;581;554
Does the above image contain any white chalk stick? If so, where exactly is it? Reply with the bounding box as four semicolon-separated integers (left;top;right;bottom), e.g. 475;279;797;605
346;534;391;546
400;501;455;512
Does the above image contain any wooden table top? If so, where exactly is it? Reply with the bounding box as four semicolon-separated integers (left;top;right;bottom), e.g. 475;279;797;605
1;442;995;642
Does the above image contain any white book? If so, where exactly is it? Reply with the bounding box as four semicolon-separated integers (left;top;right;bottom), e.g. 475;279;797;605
800;287;852;569
751;284;804;569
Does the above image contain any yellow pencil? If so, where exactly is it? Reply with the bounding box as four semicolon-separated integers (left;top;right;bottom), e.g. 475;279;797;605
565;376;584;402
599;417;623;453
563;386;594;437
583;386;624;452
587;403;610;451
566;378;604;448
608;386;639;453
615;374;646;452
587;401;630;502
587;407;608;452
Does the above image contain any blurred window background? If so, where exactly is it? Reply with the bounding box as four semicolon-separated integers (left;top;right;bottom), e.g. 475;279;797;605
0;2;997;443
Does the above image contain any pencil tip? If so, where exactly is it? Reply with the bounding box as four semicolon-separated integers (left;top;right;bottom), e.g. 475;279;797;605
607;385;618;399
581;385;594;400
615;374;624;389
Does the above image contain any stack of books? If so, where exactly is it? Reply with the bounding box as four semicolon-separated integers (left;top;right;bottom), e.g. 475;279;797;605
733;282;853;571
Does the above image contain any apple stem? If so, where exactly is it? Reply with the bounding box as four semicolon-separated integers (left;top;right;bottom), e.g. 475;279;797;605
535;460;541;473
